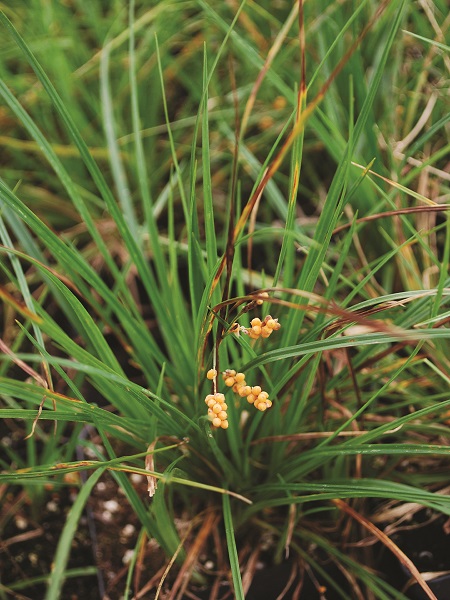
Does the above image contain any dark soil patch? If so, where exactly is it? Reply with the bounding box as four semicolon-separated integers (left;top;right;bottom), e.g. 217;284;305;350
0;468;165;600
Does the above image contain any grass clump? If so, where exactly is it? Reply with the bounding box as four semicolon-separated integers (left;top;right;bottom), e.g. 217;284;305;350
0;1;449;599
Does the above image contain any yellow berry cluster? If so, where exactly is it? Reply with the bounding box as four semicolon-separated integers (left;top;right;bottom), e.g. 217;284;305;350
222;369;272;412
246;315;281;340
204;391;229;429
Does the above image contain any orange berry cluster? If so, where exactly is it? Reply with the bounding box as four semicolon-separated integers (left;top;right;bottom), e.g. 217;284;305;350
246;315;281;340
222;369;272;412
205;392;229;429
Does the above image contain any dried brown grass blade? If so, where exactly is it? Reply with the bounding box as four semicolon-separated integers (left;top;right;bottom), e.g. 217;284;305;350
145;440;158;497
167;511;219;600
0;336;52;439
332;498;439;600
333;204;450;235
0;285;42;322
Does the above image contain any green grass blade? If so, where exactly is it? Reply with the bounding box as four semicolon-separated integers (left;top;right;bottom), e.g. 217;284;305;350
222;493;245;600
100;36;139;239
45;467;106;600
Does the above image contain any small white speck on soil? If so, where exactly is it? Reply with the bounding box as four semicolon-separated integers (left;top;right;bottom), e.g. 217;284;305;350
130;473;144;484
102;510;113;522
122;549;135;565
46;500;58;512
121;524;135;537
103;499;119;512
15;516;27;530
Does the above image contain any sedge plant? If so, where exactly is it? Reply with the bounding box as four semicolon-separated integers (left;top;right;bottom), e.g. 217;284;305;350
0;1;449;599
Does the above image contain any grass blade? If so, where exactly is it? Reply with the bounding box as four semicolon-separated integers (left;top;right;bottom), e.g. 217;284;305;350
222;493;245;600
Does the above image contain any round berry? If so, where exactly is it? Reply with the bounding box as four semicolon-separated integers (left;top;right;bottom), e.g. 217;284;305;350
212;417;221;427
235;372;246;383
220;420;229;429
256;292;269;305
207;369;217;380
266;319;277;330
218;411;227;420
238;385;251;397
212;403;222;414
250;318;262;327
246;393;256;404
224;376;235;387
251;386;262;395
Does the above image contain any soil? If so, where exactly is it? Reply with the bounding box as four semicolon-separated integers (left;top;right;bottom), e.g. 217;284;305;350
0;472;154;599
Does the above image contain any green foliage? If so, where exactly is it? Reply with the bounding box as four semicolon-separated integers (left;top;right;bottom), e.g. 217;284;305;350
0;1;449;598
